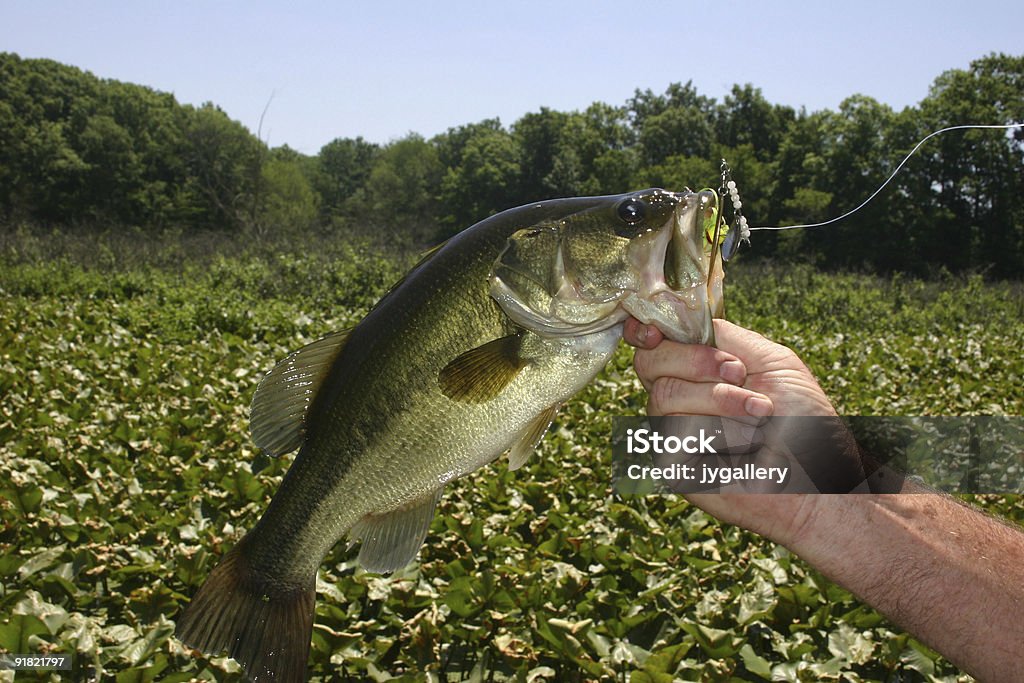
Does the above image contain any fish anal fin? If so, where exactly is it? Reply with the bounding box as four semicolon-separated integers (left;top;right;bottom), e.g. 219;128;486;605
175;537;315;683
351;488;443;574
250;329;349;457
438;334;526;403
508;404;559;471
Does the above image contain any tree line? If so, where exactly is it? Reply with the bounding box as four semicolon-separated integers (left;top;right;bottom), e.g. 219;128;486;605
1;52;1021;275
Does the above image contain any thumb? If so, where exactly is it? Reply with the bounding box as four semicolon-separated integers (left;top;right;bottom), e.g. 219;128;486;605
712;319;774;355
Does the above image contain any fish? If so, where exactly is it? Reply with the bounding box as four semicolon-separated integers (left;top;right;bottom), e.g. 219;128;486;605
175;187;726;681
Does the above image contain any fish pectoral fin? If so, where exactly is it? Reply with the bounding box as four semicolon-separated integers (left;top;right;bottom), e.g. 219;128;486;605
249;329;350;457
507;404;559;471
438;334;526;403
350;488;443;574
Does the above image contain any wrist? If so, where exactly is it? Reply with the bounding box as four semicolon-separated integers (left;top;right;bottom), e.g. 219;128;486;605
778;494;933;589
774;494;866;559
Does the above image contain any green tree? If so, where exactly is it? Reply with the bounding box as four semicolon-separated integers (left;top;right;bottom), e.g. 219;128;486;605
580;102;638;194
513;108;572;200
351;133;442;244
629;81;716;166
715;84;795;161
434;118;505;170
438;125;520;235
546;105;638;197
754;110;831;261
0;53;95;223
0;52;268;231
258;146;319;236
634;154;718;193
181;103;264;231
813;96;900;270
511;103;637;201
77;114;139;221
315;136;379;219
914;53;1024;276
637;107;714;167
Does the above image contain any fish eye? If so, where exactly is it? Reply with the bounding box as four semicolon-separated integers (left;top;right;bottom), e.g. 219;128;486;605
616;198;647;225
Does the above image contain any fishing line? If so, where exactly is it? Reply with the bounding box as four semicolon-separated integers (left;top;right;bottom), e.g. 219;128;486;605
748;122;1024;233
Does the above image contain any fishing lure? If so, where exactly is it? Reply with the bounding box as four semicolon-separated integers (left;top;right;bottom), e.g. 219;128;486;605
698;159;750;288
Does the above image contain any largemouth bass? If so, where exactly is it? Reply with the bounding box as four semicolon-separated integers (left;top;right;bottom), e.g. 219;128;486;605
176;188;725;681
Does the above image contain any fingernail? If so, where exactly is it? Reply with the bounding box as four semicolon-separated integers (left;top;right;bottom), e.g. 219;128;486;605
745;396;773;417
636;324;648;345
719;360;744;385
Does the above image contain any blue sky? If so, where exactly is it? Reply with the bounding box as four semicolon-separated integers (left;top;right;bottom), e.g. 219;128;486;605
4;1;1022;154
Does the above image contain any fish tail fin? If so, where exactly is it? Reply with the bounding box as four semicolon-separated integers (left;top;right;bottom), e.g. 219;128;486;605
175;537;315;682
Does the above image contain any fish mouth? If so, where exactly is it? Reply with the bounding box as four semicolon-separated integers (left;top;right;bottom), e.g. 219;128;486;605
619;189;718;344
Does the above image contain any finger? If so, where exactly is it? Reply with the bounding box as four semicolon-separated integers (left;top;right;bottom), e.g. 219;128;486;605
634;341;747;393
711;319;791;371
655;415;764;455
648;376;773;421
623;317;664;349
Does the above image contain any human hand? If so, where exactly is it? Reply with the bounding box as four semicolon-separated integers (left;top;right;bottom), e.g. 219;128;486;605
626;317;837;420
623;317;849;547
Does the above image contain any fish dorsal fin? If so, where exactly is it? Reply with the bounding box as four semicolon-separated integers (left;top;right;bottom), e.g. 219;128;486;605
249;329;350;457
438;334;526;403
507;404;559;471
350;487;444;573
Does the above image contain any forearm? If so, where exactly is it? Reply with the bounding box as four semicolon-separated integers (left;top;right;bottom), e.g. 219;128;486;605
785;491;1024;681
